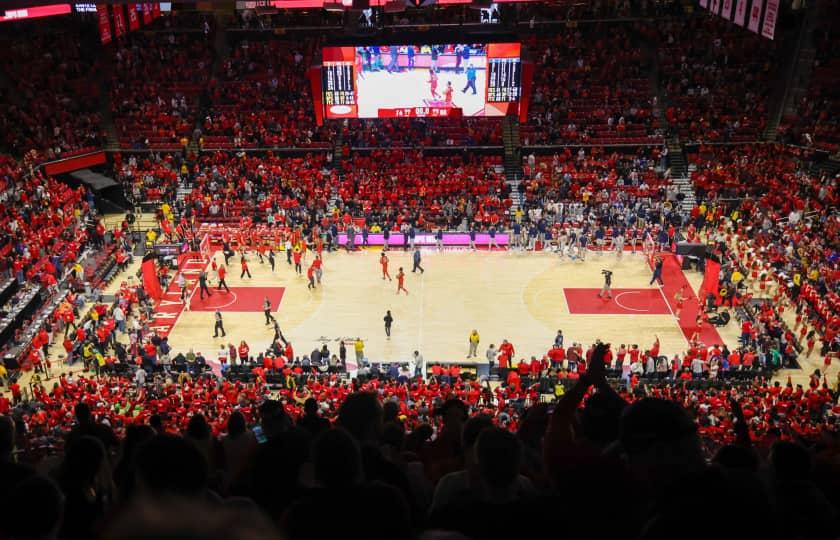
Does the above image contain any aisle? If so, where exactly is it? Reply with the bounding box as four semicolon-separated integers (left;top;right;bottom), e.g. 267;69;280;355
654;253;724;347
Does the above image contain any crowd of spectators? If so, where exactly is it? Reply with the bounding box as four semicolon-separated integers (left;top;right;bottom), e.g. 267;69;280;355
687;143;838;352
342;118;502;147
335;150;507;229
655;16;782;143
521;25;661;146
1;337;837;539
110;32;215;150
778;0;840;151
0;23;103;159
201;38;334;149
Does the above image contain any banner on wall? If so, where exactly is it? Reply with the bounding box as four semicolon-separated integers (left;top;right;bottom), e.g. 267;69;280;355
761;0;779;39
748;0;764;33
141;256;163;301
721;0;733;19
734;0;748;25
96;4;111;44
142;2;152;23
709;0;719;13
699;0;708;7
127;4;140;30
112;4;126;37
701;259;722;304
152;2;161;18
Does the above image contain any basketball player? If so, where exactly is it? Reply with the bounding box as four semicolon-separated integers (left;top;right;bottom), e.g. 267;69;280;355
312;255;323;284
614;227;625;259
307;264;316;290
240;255;252;279
428;68;440;98
217;265;230;292
444;81;454;105
396;267;408;295
579;231;589;261
380;251;392;281
268;249;276;273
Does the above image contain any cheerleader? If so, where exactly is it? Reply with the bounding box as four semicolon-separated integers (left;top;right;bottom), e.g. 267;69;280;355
806;330;817;357
674;285;687;320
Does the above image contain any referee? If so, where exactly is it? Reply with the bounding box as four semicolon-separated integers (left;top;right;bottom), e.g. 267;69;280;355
263;297;276;325
213;309;226;338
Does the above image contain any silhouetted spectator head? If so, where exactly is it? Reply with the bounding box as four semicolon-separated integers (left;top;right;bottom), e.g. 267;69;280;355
135;435;208;497
74;402;92;424
186;414;210;441
149;414;163;433
462;414;493;464
475;427;521;493
713;444;759;472
770;441;812;482
620;398;704;486
0;474;64;540
383;400;400;423
580;390;624;446
105;497;278;540
338;392;383;443
404;423;434;454
436;398;468;427
227;411;246;438
0;415;14;460
303;397;318;416
381;421;405;450
60;435;106;491
258;399;291;440
312;427;362;488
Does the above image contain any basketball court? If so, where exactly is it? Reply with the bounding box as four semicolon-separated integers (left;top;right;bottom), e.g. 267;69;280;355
162;247;742;365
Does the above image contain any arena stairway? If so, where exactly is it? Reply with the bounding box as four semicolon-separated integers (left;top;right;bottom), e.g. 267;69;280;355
502;116;523;213
770;2;819;141
809;157;840;179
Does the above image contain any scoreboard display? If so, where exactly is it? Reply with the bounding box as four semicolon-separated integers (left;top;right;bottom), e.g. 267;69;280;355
321;62;356;109
487;57;521;103
320;42;522;119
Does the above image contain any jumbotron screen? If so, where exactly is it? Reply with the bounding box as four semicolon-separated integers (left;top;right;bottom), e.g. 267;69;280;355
321;43;521;119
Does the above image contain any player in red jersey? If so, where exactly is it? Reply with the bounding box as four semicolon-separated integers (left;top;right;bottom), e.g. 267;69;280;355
444;81;454;105
428;68;440;98
396;267;408;295
380;251;392;281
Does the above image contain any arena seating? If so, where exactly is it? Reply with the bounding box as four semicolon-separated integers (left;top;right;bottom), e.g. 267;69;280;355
202;38;334;149
656;16;781;142
688;143;838;341
521;25;661;146
0;8;839;540
344;117;502;147
110;32;214;150
778;1;840;150
336;151;508;228
519;147;669;210
0;24;103;158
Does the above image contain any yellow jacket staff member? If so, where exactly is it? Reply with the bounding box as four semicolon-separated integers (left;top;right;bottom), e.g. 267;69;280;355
468;330;480;358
